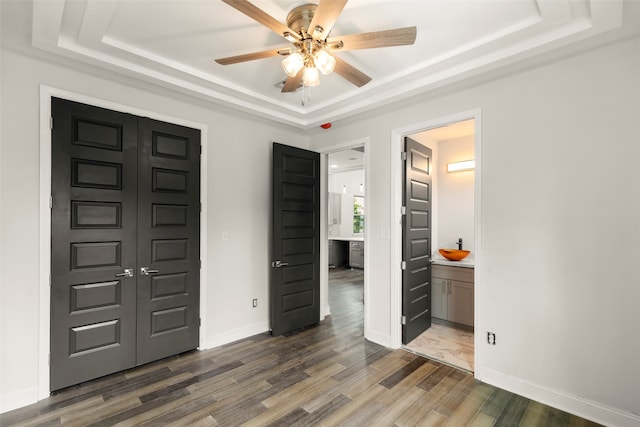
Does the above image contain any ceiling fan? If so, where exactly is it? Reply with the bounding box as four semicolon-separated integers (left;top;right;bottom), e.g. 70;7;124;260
215;0;417;92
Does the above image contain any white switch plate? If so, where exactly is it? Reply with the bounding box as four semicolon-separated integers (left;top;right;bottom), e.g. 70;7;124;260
222;232;228;241
380;227;390;240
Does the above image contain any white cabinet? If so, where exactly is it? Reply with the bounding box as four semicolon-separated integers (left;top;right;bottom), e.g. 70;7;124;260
328;192;341;225
431;265;474;326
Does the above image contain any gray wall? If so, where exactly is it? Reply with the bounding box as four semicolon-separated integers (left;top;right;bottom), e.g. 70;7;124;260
309;36;640;425
0;45;308;410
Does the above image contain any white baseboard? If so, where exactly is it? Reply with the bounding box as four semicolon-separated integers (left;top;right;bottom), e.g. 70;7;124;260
479;367;640;427
321;304;331;319
364;329;392;348
202;321;270;350
0;385;39;414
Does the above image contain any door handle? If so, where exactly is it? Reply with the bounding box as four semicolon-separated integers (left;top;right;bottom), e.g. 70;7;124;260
271;260;289;268
115;268;133;278
140;267;159;276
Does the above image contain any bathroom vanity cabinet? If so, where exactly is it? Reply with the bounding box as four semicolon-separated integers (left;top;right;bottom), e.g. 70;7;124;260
431;265;474;326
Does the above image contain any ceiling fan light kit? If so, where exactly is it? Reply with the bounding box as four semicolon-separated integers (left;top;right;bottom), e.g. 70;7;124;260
282;52;304;77
314;50;336;75
303;66;320;87
217;0;417;93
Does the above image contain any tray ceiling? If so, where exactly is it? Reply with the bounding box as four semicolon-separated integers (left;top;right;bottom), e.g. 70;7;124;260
27;0;634;128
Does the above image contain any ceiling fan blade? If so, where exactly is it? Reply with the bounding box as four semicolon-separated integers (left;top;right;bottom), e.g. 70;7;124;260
215;48;283;65
308;0;348;40
327;26;417;51
222;0;300;41
281;69;303;93
333;56;371;87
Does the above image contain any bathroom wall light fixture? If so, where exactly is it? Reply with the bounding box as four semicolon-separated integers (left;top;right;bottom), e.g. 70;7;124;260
447;160;475;173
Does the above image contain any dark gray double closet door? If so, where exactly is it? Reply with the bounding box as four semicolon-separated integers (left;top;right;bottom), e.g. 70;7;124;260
50;98;200;391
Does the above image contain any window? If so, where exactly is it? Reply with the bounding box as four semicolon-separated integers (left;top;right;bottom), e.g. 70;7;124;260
353;196;364;234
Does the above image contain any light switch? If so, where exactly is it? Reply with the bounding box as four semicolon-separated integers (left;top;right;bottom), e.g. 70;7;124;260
380;227;390;240
222;232;228;241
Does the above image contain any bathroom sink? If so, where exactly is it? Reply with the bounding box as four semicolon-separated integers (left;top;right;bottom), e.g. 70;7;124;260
438;249;470;261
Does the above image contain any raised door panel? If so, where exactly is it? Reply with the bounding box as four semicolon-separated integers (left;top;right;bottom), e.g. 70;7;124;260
136;118;200;365
271;143;320;336
50;98;138;391
402;138;432;343
51;99;201;391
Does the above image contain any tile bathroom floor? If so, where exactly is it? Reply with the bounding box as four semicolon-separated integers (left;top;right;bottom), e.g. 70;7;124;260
404;319;475;372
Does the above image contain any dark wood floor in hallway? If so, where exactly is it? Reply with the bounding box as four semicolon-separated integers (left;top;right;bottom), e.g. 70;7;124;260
1;268;601;426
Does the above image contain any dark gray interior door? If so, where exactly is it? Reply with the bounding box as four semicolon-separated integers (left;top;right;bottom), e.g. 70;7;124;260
271;143;320;336
51;98;200;391
51;98;138;390
136;118;200;365
402;137;433;344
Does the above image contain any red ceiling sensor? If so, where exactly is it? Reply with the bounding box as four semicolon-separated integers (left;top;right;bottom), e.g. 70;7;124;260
320;122;332;129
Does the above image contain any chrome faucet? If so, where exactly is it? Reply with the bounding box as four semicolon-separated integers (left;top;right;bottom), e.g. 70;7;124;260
457;238;463;250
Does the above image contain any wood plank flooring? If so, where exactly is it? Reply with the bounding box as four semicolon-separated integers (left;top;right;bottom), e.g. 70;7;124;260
0;268;602;426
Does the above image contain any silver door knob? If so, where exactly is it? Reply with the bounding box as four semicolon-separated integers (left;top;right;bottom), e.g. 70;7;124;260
271;260;289;268
115;268;133;278
140;267;159;276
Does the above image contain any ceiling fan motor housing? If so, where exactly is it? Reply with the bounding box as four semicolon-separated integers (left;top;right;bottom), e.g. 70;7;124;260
286;4;319;37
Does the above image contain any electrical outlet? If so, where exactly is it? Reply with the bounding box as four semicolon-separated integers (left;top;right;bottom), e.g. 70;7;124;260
487;332;496;345
252;298;258;308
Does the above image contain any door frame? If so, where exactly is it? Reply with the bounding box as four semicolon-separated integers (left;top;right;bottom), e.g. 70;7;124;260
390;109;482;374
37;86;209;399
317;137;371;337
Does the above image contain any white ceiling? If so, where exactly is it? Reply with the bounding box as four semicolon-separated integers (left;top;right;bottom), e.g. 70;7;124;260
24;0;638;129
328;147;364;173
417;119;475;143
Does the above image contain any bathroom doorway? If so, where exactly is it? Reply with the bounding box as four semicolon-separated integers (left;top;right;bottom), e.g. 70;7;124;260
402;119;476;372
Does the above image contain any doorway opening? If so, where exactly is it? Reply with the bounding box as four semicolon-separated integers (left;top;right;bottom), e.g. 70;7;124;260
391;111;481;373
322;143;367;334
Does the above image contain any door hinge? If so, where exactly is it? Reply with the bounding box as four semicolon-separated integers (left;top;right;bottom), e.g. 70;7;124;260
199;260;202;269
48;353;51;366
401;261;406;270
50;117;53;130
401;315;407;326
401;151;407;161
199;318;202;327
49;196;53;209
401;206;406;215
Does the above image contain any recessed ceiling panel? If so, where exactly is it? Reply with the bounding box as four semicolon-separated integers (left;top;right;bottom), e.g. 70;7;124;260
24;0;633;128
